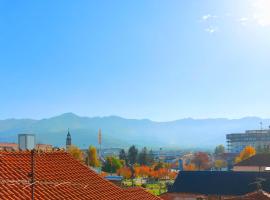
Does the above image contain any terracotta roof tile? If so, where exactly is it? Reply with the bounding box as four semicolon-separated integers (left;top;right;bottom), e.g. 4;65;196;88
0;151;161;200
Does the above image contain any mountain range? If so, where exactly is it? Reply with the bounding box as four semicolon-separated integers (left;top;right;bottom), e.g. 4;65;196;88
0;113;269;150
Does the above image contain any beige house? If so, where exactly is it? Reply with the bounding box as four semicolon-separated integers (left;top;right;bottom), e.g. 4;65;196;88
233;154;270;172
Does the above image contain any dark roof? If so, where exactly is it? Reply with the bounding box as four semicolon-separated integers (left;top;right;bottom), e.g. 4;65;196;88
170;171;270;196
235;154;270;166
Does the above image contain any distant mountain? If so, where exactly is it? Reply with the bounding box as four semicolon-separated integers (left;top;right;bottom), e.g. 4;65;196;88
0;113;269;150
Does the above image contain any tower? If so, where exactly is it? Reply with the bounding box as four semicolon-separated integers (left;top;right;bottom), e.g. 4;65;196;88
66;129;72;149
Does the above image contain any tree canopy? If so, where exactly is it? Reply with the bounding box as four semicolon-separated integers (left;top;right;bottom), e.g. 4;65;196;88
67;145;84;162
88;145;99;167
235;146;256;163
128;145;138;165
214;145;225;155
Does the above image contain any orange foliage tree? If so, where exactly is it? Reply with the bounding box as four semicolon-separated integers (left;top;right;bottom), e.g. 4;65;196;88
235;146;256;163
134;165;151;178
117;167;132;179
184;163;196;171
191;152;210;170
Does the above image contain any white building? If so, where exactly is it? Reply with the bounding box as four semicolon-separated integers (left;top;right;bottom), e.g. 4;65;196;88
18;134;36;150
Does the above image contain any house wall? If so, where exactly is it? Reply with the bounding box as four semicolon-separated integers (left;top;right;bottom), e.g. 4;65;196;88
233;166;268;172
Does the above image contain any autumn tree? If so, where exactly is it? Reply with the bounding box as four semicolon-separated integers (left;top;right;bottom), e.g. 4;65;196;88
102;156;123;173
192;152;210;170
67;145;84;162
214;159;227;170
117;167;132;179
184;163;196;171
87;145;99;167
128;145;138;165
214;145;225;155
235;146;256;163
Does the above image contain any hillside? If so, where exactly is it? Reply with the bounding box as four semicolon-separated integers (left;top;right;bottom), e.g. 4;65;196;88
0;113;269;149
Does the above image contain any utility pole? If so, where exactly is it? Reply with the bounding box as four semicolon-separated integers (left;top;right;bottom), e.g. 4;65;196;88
98;129;102;173
30;149;35;200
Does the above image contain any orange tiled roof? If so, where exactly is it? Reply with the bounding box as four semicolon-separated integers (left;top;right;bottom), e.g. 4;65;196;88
0;151;162;200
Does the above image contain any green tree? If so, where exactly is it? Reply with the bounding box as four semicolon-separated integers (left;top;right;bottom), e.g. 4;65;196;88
128;145;138;165
148;149;155;166
214;145;225;155
88;145;99;167
138;147;148;165
119;149;127;165
102;156;123;173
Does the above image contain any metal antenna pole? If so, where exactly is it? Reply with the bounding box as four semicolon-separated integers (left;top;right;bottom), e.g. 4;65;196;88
31;149;35;200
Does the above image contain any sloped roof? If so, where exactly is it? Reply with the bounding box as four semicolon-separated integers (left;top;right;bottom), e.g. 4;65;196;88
0;151;161;200
225;190;270;200
235;154;270;166
169;171;270;196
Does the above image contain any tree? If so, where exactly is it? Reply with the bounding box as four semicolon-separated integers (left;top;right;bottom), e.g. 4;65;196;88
148;150;155;166
192;152;210;170
138;147;148;165
102;156;123;173
119;149;127;165
154;161;164;171
214;145;225;155
128;145;138;165
184;163;196;171
67;145;84;162
117;167;132;179
235;146;256;163
214;159;227;170
88;145;99;167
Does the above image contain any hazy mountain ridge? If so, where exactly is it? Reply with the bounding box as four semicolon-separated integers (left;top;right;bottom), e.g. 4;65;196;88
0;113;269;149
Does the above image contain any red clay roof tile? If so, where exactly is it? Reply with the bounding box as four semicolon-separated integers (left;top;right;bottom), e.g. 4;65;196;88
0;151;162;200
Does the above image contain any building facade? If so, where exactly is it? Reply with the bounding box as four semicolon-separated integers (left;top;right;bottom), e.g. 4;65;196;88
226;129;270;153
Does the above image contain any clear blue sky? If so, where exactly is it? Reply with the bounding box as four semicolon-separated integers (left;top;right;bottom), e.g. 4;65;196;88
1;0;270;121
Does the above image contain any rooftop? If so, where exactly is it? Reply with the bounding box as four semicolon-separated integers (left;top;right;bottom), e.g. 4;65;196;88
169;171;270;196
0;151;161;200
235;154;270;167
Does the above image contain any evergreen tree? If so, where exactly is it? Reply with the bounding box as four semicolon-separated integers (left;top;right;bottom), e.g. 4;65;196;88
214;145;225;155
119;149;127;165
138;147;148;165
128;145;138;165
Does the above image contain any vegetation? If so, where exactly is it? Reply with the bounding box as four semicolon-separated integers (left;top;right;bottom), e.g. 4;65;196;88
87;145;99;167
102;156;123;173
235;146;256;163
191;152;210;170
67;145;84;162
214;144;225;155
214;159;227;170
128;145;138;165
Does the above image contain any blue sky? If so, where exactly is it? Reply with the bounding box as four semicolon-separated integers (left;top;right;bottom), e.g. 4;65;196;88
1;0;270;121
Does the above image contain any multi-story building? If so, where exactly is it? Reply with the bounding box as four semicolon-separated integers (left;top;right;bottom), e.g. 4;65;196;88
226;129;270;153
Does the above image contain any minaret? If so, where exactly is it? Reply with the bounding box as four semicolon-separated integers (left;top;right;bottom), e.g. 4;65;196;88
66;129;72;149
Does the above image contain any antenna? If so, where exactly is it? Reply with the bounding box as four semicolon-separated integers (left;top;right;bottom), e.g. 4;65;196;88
30;149;35;200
